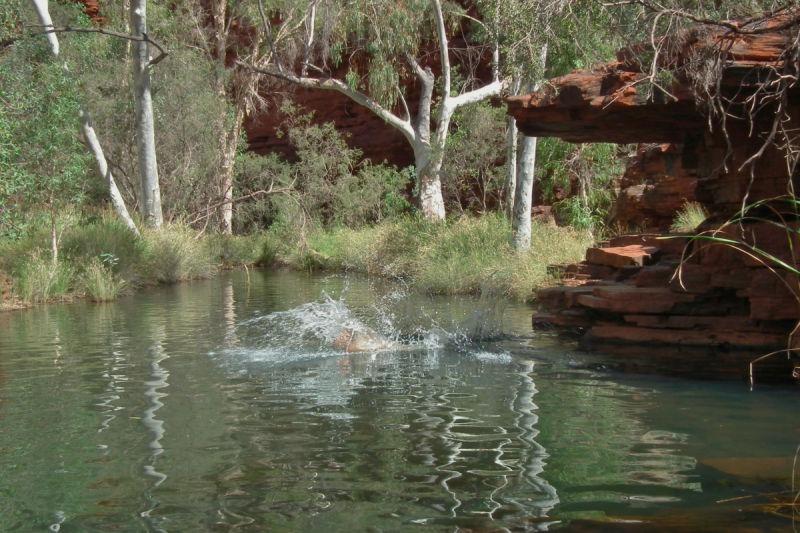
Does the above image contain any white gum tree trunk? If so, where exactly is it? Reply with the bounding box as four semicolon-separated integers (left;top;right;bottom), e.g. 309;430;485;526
511;135;537;250
511;45;547;250
505;77;522;219
130;0;163;228
30;0;139;235
211;0;236;235
506;115;518;218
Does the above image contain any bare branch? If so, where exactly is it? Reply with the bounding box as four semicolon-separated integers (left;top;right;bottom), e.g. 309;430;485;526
432;0;451;100
236;60;417;143
187;186;294;226
32;25;168;67
257;0;282;74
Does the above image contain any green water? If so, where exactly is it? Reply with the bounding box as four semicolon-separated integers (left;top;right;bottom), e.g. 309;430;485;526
0;270;797;532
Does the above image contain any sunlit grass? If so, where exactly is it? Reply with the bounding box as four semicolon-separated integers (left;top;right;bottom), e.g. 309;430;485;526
671;202;708;233
1;209;595;305
1;212;267;305
284;214;593;301
80;258;126;302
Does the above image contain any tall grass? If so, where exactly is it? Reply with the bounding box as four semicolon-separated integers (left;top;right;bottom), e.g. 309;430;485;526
80;258;126;302
139;226;218;284
1;210;594;305
279;214;593;300
13;250;74;303
1;213;263;305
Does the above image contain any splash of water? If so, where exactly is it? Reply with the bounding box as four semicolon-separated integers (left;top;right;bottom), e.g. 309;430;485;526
220;289;511;365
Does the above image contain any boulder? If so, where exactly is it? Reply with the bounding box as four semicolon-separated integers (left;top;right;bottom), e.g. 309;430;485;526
585;245;661;268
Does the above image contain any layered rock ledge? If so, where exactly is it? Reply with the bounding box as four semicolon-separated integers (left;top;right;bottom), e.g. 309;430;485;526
538;229;797;350
509;12;800;375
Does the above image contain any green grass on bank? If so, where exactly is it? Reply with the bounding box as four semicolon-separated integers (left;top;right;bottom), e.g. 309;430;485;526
0;212;273;306
0;212;593;306
278;214;593;301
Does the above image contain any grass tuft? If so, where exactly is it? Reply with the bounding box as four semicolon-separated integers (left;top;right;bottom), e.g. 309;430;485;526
14;250;74;303
671;202;708;233
140;226;218;284
80;258;127;302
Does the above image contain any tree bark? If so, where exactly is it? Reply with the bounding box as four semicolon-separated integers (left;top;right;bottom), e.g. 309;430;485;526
506;116;518;218
511;135;537;251
211;0;234;234
130;0;163;228
505;76;522;219
30;0;140;235
510;43;547;249
218;105;244;234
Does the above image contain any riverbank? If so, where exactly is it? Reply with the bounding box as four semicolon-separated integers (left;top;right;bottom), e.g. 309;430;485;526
0;212;593;309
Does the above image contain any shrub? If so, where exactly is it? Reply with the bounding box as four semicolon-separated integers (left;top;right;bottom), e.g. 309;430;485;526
233;106;412;233
538;140;627;231
60;215;144;282
440;101;508;213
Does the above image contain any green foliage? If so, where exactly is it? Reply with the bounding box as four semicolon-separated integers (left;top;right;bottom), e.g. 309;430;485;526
139;226;218;284
83;45;232;224
0;210;273;305
440;102;507;213
80;257;126;302
537;140;625;231
0;33;95;238
234;106;411;232
205;233;279;266
333;163;413;225
59;214;145;282
671;202;708;233
327;0;444;108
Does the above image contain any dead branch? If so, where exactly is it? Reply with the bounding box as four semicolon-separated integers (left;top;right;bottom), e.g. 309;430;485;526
187;185;295;227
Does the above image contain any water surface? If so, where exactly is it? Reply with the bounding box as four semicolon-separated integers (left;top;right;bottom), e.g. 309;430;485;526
0;270;797;532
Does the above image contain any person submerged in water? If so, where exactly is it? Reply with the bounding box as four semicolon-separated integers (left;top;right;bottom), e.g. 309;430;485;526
331;309;499;353
332;326;402;352
332;325;452;353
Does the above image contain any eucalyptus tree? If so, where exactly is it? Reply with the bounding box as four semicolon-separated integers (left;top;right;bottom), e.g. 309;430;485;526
246;0;508;221
480;0;552;250
179;0;318;233
186;0;260;234
130;0;162;227
29;0;139;236
496;0;626;249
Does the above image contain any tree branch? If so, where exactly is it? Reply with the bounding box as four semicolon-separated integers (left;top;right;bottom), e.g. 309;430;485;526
432;0;451;99
608;2;800;36
236;60;417;143
187;186;293;226
448;79;506;109
32;25;168;67
257;0;282;74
